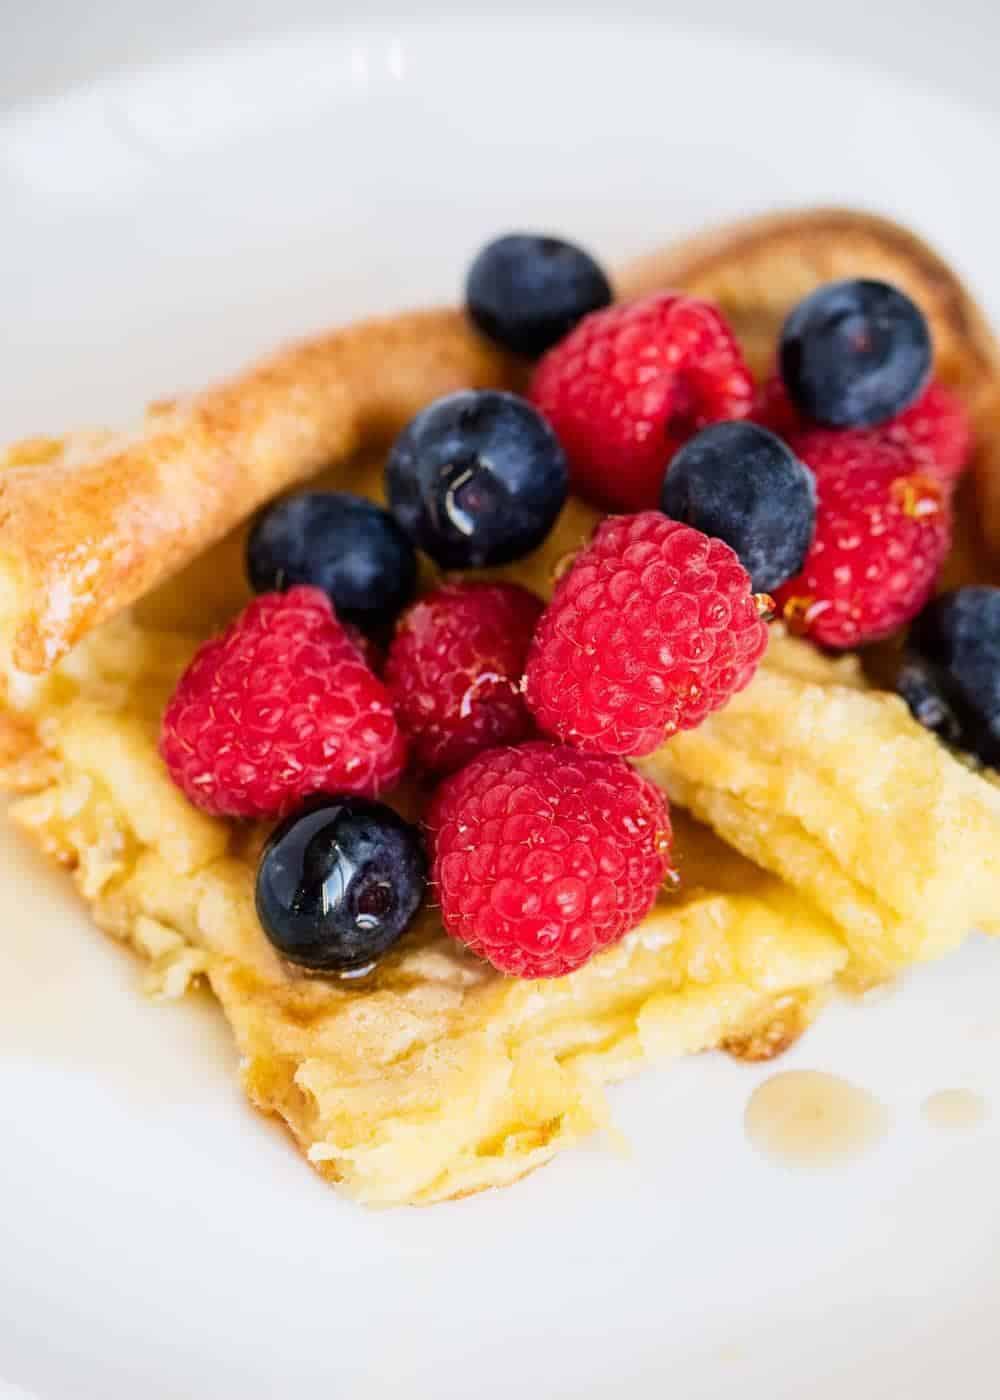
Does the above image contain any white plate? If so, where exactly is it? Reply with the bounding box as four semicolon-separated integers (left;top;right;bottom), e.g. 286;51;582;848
3;14;1000;1399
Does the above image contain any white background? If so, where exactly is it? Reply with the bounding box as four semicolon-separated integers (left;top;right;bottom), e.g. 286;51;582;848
4;5;1000;1399
5;0;1000;114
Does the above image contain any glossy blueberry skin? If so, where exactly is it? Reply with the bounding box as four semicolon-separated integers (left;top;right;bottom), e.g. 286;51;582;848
895;656;964;750
255;796;428;973
779;279;932;428
660;421;816;594
247;492;417;632
385;390;568;569
900;586;1000;766
466;233;612;357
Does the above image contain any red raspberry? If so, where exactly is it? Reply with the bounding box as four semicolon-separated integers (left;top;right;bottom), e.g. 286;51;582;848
881;381;972;486
427;741;673;978
773;446;952;649
750;373;805;439
385;581;543;774
529;293;754;512
160;586;406;817
755;375;972;489
524;512;768;757
342;623;382;674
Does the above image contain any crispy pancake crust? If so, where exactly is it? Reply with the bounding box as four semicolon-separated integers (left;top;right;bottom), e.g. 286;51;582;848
0;313;519;674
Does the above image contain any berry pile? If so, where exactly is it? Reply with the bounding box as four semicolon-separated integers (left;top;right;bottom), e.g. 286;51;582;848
158;230;981;982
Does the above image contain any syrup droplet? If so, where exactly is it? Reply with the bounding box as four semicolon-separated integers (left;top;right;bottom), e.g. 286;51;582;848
661;865;682;892
551;550;579;584
4;434;64;467
891;474;943;520
781;595;816;634
744;1070;888;1168
754;592;776;622
921;1088;987;1132
334;960;378;982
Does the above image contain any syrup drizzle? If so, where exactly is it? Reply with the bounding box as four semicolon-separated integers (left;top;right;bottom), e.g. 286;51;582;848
744;1070;889;1168
921;1088;987;1132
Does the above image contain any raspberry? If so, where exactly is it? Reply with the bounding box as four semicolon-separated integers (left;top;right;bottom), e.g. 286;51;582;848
343;622;382;674
160;587;406;818
529;293;754;512
750;373;806;439
848;380;971;488
524;512;769;757
755;376;972;489
385;581;543;773
427;741;673;978
773;446;953;649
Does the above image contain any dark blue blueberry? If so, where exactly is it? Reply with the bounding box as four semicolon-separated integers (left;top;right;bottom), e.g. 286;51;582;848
385;390;568;569
895;656;963;750
901;587;1000;766
779;279;932;428
256;796;427;974
466;233;612;357
246;492;417;632
660;421;816;594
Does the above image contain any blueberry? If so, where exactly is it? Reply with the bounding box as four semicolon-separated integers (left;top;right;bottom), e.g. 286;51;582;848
466;233;612;357
895;655;963;750
385;390;568;569
660;421;816;594
779;279;932;428
246;492;417;632
901;587;1000;766
256;796;427;974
